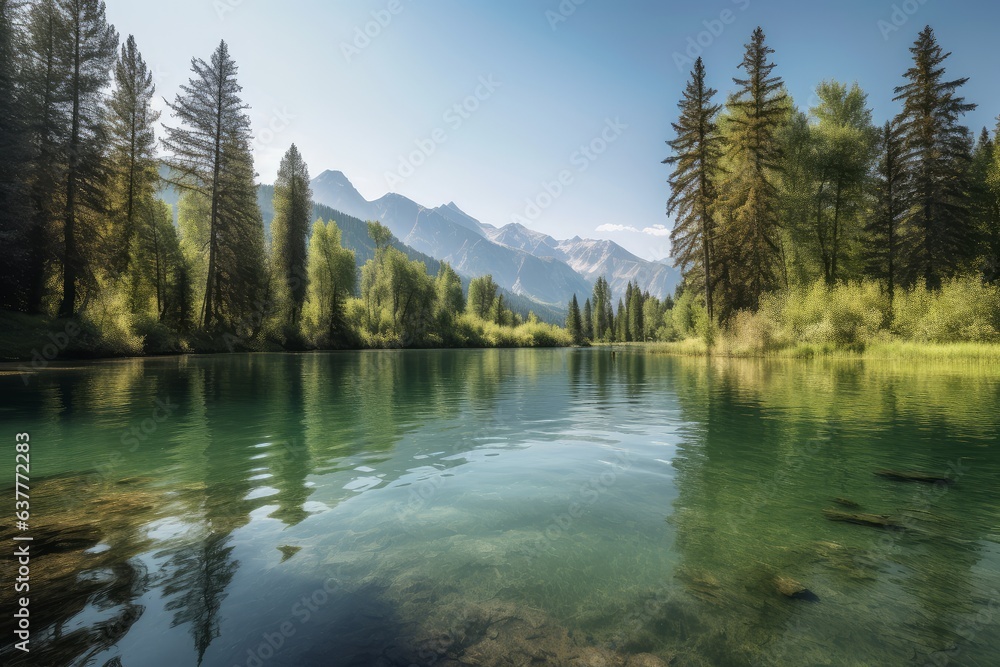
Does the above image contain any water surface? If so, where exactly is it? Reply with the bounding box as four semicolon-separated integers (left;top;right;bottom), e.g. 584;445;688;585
1;350;998;666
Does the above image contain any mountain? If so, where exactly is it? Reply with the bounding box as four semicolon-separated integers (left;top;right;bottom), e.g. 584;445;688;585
555;238;680;301
163;167;681;309
308;171;592;306
482;222;565;261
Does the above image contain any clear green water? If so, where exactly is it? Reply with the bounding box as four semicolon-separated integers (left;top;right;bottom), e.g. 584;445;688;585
1;350;999;666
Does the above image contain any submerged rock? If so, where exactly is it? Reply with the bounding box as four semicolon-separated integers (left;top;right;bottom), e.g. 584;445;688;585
822;508;903;529
875;470;953;485
833;497;861;509
774;576;820;602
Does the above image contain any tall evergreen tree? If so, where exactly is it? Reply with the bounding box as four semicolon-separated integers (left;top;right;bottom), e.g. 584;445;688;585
616;297;627;342
985;126;1000;283
717;27;788;314
105;33;158;278
57;0;118;317
865;120;907;313
22;0;69;312
566;294;583;345
270;144;312;332
968;127;1000;284
136;199;190;328
591;276;611;341
162;40;265;331
665;57;723;320
0;0;31;310
893;25;976;289
628;281;645;341
582;297;594;341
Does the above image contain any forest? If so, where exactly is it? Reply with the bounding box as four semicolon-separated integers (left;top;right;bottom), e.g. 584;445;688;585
0;0;569;357
1;1;998;359
565;25;1000;356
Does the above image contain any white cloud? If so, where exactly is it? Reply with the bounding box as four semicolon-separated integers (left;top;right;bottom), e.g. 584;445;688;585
595;223;671;237
595;223;640;233
641;224;671;237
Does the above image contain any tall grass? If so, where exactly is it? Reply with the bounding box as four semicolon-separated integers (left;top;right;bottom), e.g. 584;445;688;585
664;278;1000;360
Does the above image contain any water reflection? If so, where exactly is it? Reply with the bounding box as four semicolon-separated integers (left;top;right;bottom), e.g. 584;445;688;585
0;351;997;666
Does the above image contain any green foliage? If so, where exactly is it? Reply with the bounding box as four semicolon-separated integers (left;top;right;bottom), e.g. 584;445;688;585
303;219;356;347
893;279;1000;343
0;10;577;356
591;276;613;341
715;27;788;315
713;278;999;355
360;233;437;346
893;26;977;289
106;34;159;279
270;144;312;335
467;274;499;320
566;294;583;345
665;57;723;319
162;40;266;333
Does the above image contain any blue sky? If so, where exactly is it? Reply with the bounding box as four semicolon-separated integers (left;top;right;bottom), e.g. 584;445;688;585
105;0;1000;261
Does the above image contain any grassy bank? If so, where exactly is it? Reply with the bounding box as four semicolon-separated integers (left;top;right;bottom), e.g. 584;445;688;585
628;339;1000;362
0;310;571;362
628;278;1000;362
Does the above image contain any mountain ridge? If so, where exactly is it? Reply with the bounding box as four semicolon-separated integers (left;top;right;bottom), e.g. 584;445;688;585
309;170;681;304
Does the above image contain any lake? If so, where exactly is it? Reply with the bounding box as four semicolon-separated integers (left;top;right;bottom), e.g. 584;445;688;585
1;350;999;666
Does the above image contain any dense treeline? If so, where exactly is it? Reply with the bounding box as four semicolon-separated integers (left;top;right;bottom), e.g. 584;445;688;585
0;1;567;355
556;24;1000;351
651;25;1000;350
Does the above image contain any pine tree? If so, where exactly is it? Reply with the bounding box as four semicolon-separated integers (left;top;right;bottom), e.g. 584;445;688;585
57;0;118;317
0;0;31;310
270;144;312;333
22;0;69;312
865;120;907;313
969;129;998;284
136;199;190;328
582;298;594;341
985;126;1000;283
106;34;159;278
893;26;977;289
717;27;788;314
162;40;265;332
615;298;627;342
628;281;644;341
591;276;611;341
665;57;723;320
566;294;583;345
